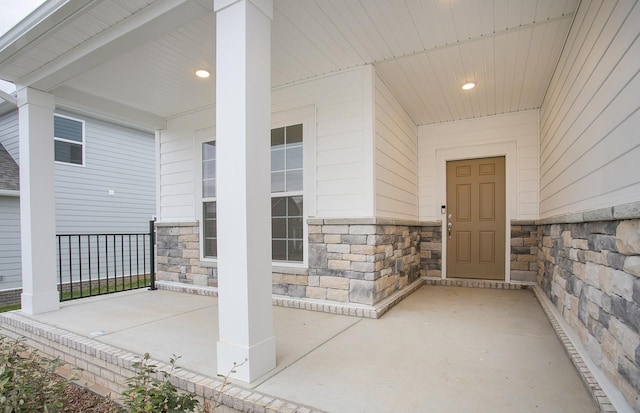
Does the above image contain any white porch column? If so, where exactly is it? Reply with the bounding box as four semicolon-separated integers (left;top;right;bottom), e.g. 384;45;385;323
214;0;275;382
17;87;59;314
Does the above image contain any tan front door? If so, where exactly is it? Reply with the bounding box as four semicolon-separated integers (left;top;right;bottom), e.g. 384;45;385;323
446;156;505;280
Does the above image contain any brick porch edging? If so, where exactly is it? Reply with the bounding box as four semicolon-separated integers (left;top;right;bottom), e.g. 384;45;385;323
533;286;617;413
156;278;424;319
0;311;325;413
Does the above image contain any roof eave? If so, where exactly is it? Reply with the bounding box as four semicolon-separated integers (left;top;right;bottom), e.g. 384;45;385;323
0;0;97;82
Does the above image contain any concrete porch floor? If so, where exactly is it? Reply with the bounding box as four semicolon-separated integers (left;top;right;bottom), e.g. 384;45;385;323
3;285;602;412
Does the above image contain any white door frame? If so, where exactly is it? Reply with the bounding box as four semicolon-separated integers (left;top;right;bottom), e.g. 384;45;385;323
436;141;517;281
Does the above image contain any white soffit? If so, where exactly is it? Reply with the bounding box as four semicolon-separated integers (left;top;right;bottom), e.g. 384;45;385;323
0;0;580;125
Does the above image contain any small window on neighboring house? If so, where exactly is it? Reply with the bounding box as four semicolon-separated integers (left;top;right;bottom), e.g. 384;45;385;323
271;124;303;262
202;141;217;258
54;115;84;165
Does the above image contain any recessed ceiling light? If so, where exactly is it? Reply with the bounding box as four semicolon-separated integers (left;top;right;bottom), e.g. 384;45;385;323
195;69;210;78
461;82;476;90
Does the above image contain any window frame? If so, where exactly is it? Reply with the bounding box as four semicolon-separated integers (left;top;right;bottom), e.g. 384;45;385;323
195;128;217;263
270;105;316;268
54;113;85;167
194;106;316;267
202;141;217;259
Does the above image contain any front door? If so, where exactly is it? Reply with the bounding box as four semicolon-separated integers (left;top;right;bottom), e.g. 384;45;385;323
446;156;505;280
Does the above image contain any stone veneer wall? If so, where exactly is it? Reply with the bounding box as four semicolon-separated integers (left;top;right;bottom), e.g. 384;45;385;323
510;220;538;282
419;225;442;277
306;219;438;305
537;203;640;410
156;219;440;306
155;222;217;287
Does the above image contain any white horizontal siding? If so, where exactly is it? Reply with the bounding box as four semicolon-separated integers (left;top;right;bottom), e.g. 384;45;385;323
158;108;214;222
273;67;374;217
158;68;376;221
0;111;19;162
0;197;21;290
540;0;640;217
54;112;155;233
418;110;540;221
374;72;419;219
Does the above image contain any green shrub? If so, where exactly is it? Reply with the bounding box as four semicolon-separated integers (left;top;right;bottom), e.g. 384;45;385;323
0;335;69;412
122;353;199;413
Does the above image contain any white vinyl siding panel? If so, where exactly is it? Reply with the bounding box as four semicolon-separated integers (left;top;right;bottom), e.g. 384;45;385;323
374;73;419;219
158;108;215;222
539;0;640;217
273;67;374;217
54;112;155;233
0;197;21;290
158;68;375;221
418;110;540;221
0;111;19;162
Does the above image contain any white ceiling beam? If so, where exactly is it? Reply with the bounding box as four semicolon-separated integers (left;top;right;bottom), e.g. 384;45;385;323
18;0;209;92
0;89;16;106
53;85;165;131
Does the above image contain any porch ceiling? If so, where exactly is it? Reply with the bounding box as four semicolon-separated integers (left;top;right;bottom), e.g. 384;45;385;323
0;0;579;129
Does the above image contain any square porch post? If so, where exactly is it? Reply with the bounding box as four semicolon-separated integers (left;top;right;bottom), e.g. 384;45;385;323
213;0;276;382
17;87;59;314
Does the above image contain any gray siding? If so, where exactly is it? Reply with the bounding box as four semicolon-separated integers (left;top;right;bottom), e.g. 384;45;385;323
0;111;19;162
0;197;21;290
54;112;155;234
0;110;155;291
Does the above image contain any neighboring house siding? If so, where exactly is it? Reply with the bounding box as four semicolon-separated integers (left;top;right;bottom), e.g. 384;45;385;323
374;72;419;220
0;111;19;162
0;110;155;293
54;112;155;233
539;0;640;218
0;110;155;233
418;110;540;221
0;197;20;290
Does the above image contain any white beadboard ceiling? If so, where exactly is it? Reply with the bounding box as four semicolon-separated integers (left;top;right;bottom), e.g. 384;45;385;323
0;0;579;128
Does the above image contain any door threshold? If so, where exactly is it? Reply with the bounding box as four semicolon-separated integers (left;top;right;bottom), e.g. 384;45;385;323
422;276;534;290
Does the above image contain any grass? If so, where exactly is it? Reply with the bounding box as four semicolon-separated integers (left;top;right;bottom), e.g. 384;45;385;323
61;276;150;301
0;303;20;313
0;276;151;312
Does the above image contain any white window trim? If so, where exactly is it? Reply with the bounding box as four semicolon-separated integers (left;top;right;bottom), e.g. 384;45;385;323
194;106;316;268
271;105;316;269
195;127;217;263
54;113;85;167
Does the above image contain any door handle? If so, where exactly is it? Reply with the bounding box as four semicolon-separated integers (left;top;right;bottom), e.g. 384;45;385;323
447;221;452;239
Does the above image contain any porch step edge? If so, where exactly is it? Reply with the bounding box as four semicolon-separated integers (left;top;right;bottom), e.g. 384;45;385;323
0;311;327;413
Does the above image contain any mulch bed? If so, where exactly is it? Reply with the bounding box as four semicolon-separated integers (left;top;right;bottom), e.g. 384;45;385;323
60;381;123;413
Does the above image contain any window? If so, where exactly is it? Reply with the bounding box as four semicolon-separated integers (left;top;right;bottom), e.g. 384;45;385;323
202;141;217;258
54;115;84;165
271;124;303;262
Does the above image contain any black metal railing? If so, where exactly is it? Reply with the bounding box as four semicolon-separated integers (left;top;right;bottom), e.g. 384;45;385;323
56;220;156;301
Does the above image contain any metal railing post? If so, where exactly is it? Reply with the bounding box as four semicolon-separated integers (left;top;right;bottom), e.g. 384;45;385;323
149;219;157;290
